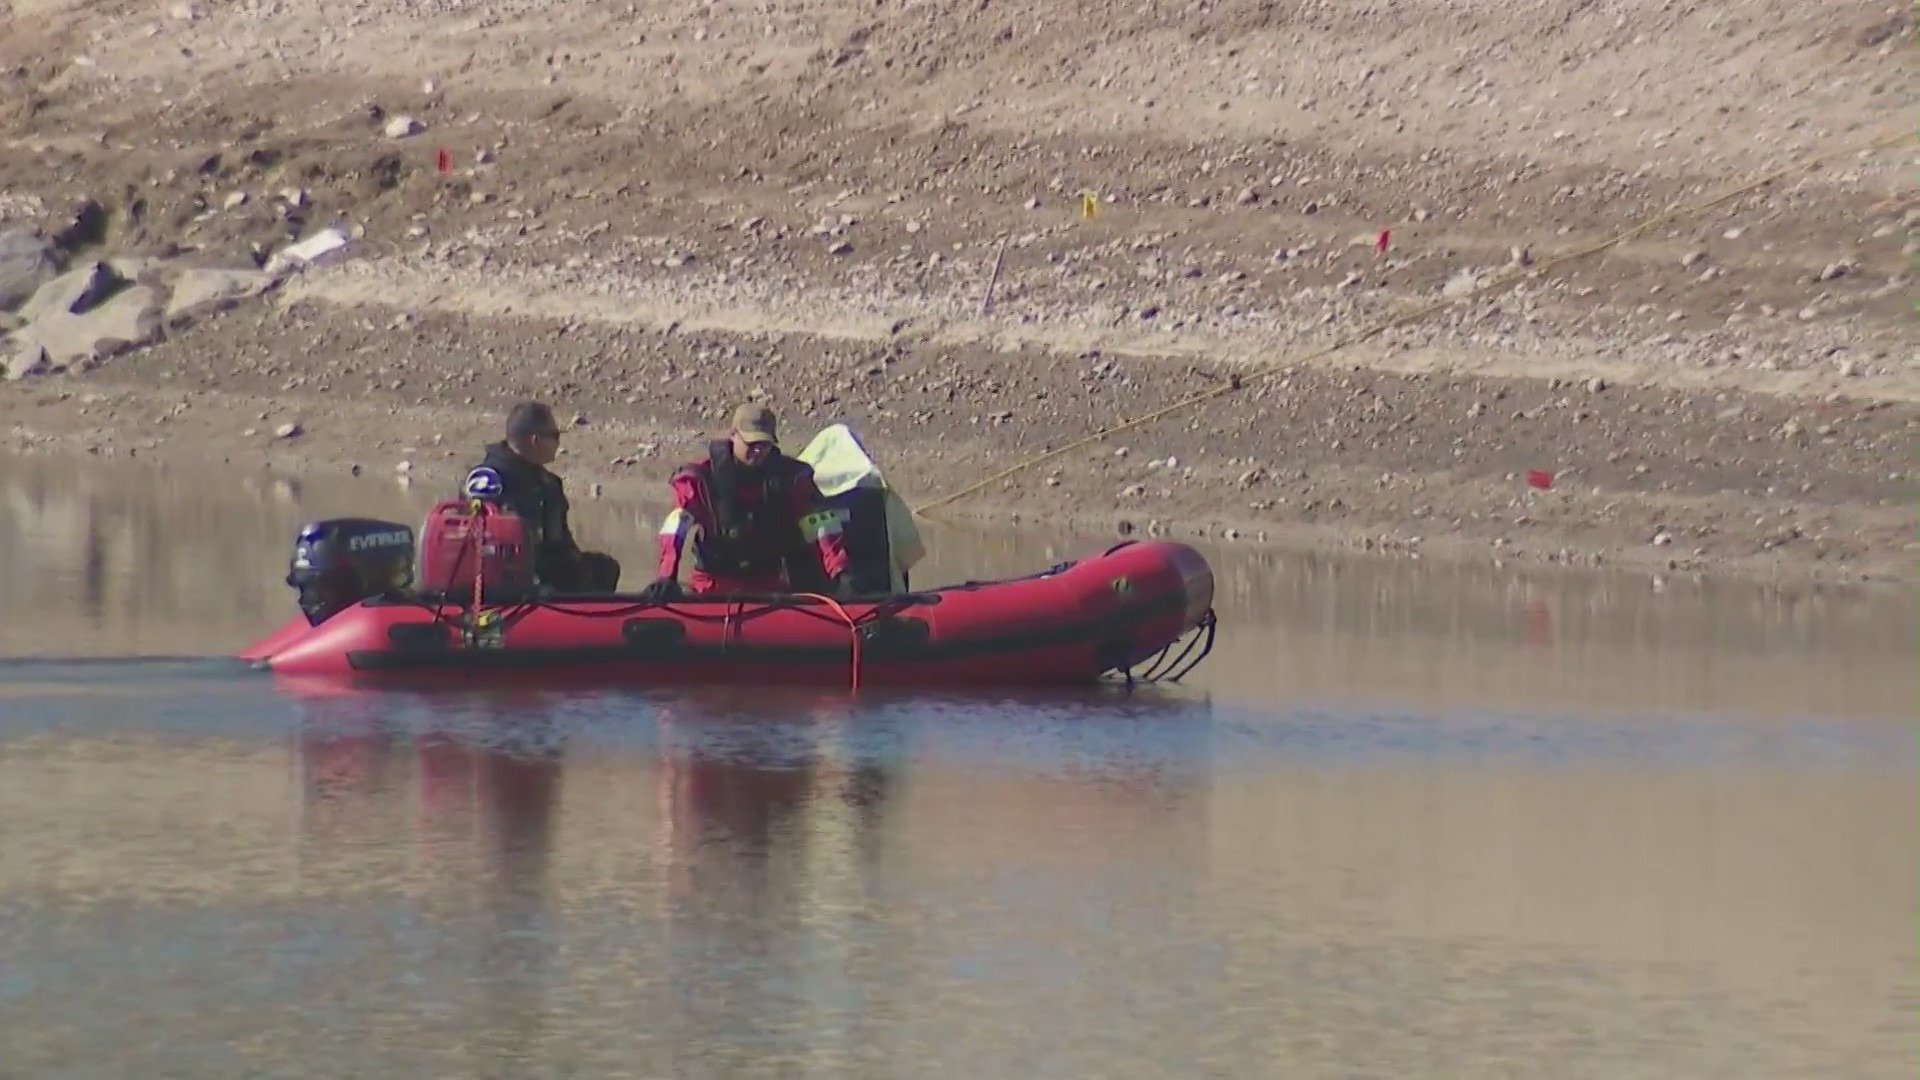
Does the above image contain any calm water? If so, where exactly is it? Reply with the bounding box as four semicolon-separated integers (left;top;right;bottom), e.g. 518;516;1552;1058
0;452;1914;1078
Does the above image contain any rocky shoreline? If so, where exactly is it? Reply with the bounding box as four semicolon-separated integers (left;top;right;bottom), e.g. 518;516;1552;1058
0;0;1912;587
1;284;1910;588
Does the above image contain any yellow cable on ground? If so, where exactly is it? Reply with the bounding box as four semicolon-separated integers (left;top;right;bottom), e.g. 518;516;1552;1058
911;126;1913;519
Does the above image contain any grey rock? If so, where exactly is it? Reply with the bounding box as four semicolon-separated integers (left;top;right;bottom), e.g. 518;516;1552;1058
17;260;126;323
0;229;65;312
108;257;165;284
165;268;277;323
1441;269;1481;299
19;284;163;366
3;337;50;381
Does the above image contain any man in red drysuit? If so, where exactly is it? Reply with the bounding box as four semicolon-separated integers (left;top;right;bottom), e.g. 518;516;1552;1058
641;402;851;598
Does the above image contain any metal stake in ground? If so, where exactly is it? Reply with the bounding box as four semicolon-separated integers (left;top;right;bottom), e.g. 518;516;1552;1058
980;235;1010;315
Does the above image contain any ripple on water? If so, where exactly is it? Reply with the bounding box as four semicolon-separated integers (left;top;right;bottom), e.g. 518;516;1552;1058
0;665;1907;772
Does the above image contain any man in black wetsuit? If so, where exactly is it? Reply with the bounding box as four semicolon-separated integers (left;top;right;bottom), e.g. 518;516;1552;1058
463;401;621;593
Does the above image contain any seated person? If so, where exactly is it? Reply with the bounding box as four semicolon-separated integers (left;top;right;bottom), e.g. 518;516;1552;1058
644;402;850;598
465;401;621;593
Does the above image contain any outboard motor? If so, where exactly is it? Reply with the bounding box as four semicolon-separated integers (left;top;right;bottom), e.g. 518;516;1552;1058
286;518;417;626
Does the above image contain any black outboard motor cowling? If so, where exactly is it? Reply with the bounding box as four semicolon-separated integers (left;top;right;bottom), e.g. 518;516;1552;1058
287;518;417;625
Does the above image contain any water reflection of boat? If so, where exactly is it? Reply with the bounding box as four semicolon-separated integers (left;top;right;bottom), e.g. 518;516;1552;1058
291;691;567;1069
280;683;1218;1072
291;690;567;879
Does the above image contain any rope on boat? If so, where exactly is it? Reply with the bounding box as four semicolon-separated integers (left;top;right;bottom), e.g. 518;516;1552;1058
908;125;1912;519
791;591;864;692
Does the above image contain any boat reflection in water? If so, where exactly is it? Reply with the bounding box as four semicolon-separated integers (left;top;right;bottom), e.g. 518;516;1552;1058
293;687;568;1072
284;683;1216;1074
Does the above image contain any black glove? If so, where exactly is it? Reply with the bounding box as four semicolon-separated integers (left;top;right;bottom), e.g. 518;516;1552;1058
639;576;681;602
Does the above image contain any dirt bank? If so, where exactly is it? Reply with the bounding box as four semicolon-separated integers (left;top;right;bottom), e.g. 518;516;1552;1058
0;0;1914;584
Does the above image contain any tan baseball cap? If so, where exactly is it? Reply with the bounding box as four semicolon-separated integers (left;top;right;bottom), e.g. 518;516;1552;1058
731;402;778;445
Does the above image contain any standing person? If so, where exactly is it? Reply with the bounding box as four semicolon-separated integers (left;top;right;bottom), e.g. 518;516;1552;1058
643;403;850;598
463;401;622;593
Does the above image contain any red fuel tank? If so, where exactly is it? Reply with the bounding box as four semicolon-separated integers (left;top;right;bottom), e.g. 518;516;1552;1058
416;499;533;598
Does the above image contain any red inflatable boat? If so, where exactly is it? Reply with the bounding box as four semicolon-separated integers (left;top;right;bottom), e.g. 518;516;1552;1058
240;499;1217;690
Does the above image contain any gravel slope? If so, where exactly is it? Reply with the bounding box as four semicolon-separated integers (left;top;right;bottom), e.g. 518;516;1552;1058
0;0;1913;583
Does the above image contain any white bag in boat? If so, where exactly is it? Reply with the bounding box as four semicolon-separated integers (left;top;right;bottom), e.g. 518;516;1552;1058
794;423;926;591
